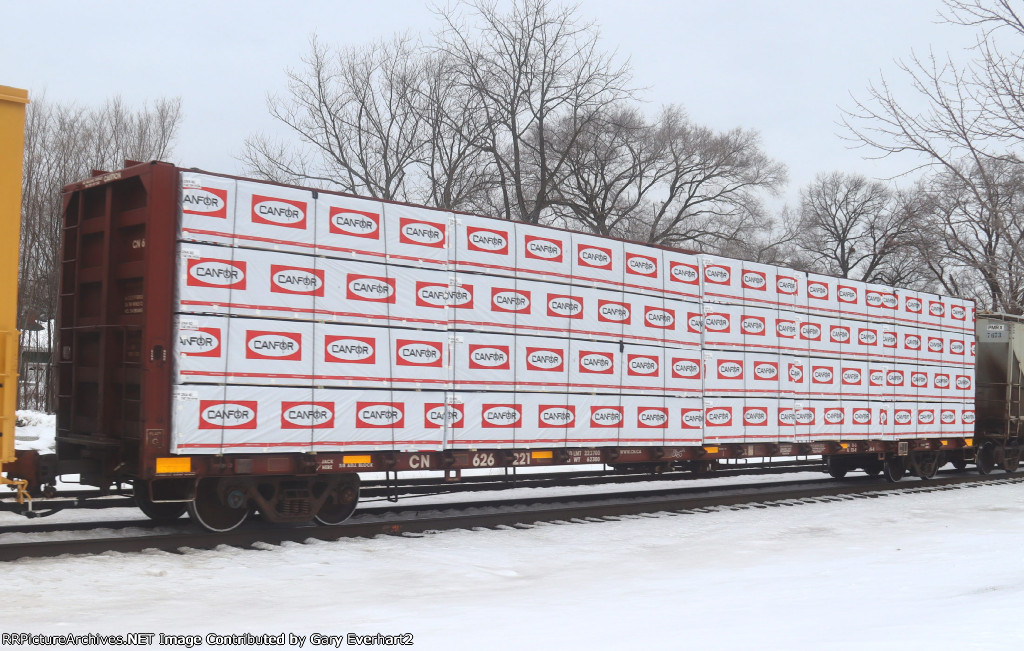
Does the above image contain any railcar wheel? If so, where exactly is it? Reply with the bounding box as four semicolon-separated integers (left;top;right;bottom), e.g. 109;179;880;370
976;442;996;475
825;456;848;479
863;459;883;477
188;478;250;533
883;456;906;483
314;482;360;526
134;481;188;523
910;451;939;480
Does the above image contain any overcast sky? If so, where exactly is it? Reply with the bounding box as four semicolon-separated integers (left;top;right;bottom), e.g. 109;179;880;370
2;0;977;209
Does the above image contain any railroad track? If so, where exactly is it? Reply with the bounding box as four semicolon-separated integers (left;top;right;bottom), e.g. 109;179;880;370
2;471;1020;562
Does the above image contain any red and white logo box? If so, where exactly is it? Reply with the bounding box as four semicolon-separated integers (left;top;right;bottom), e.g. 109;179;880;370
566;231;624;291
451;331;516;391
700;304;781;353
179;173;236;247
701;398;785;445
174;315;315;386
453;214;517;279
699;255;807;311
315;194;389;264
232;179;317;255
384;203;453;269
171;384;318;455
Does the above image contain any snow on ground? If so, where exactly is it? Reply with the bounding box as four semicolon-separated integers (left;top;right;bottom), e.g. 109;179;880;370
13;410;56;452
2;483;1024;650
6;414;1024;649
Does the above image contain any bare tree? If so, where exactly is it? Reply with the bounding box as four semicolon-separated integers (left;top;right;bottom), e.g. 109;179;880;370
18;94;182;410
641;106;787;251
242;34;426;200
791;172;929;286
435;0;635;223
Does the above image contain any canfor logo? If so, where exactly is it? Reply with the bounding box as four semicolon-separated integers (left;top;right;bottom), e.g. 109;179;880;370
717;359;743;379
468;344;510;370
346;275;396;303
881;331;897;348
251;195;307;229
704;313;730;332
741;269;767;290
869;369;884;386
186;259;246;289
852;409;872;424
905;297;922;313
524;235;563;262
644;307;675;329
598;300;631;323
837;285;857;303
800;323;822;341
952;305;966;320
356;402;405;428
895;409;912;425
956;375;972;389
824;408;844;424
182;186;228;219
526;347;565;372
703;264;731;285
547;294;584;319
579;351;615;374
918;409;935;425
686;313;704;333
881;293;898;309
328;207;380;239
963;410;976;424
399;217;446;248
466;226;509;254
627;354;660;376
199;401;257;429
950;340;965;355
941;409;955;424
911;372;928;387
927;337;944;353
625;253;658;277
637;407;668;428
905;334;921;350
866;291;883;308
830;326;850;343
482;404;522;428
929;301;945;317
671;358;701;379
776;275;798;295
841;368;862;384
590;406;623;427
178;327;221;357
752;361;778;380
934;374;950;388
491;288;531;314
281;402;335;429
245;330;302;361
741;315;766;335
886;370;904;386
424;403;464;429
807;281;828;300
681;409;704;428
395;340;444;367
705;407;733;427
858;329;877;345
577;244;613;270
415;282;473;309
744;406;768;426
270;265;324;296
776;319;797;338
538;405;575;428
669;261;699;284
795;408;816;425
789;363;804;382
324;336;376;364
811;366;834;384
778;409;797;426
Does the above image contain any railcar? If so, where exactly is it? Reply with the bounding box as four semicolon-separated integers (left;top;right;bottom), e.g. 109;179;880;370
3;161;1017;532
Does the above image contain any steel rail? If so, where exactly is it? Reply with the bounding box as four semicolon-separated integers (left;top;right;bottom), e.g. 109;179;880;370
2;472;1020;562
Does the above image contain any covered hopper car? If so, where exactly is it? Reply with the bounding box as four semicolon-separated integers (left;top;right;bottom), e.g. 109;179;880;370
2;161;1020;532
